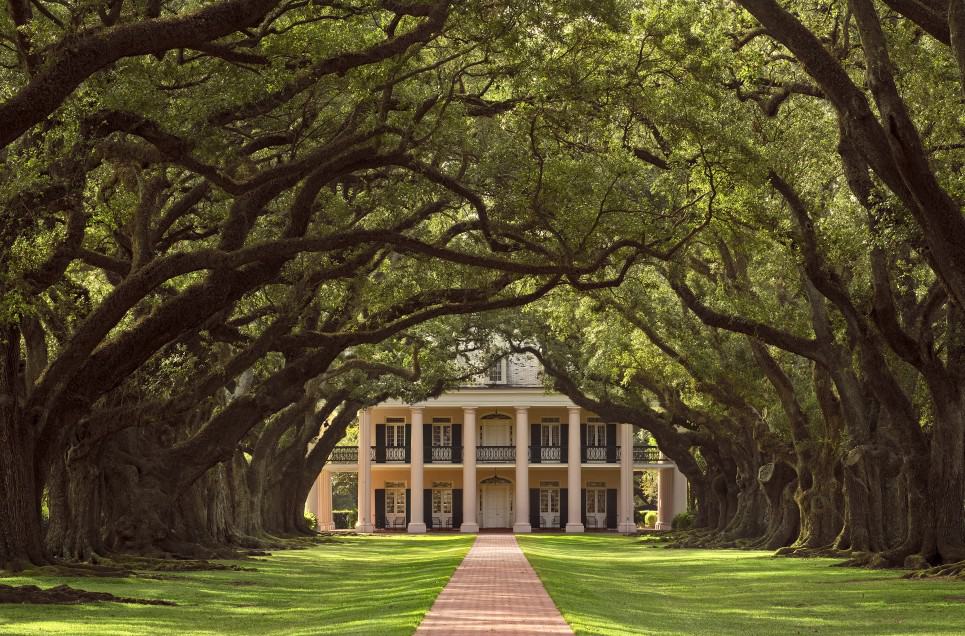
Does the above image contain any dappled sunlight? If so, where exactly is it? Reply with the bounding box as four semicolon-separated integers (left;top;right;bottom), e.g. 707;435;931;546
0;535;474;636
518;535;965;636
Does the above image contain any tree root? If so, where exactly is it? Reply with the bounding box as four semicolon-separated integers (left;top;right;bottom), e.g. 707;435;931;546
0;583;175;606
773;546;854;559
903;560;965;580
106;556;256;573
19;563;135;578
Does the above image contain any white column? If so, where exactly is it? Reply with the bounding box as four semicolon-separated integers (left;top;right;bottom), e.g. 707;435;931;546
618;423;636;533
318;469;335;531
356;408;374;532
656;466;674;530
673;464;688;520
513;406;531;533
408;406;427;533
306;478;319;518
461;407;479;532
566;406;584;532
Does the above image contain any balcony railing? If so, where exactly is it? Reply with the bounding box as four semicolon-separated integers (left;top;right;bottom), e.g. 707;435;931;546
349;443;670;465
585;445;610;462
477;446;515;463
329;446;358;463
633;446;665;463
430;445;459;463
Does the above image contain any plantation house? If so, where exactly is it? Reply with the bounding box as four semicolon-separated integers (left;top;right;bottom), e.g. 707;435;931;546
307;353;688;532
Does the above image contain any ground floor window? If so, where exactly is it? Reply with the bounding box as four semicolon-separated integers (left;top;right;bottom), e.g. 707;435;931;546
540;480;560;528
432;481;453;515
539;481;560;513
586;481;607;529
385;481;406;528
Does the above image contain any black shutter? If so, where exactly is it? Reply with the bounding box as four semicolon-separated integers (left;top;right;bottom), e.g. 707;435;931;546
606;488;618;529
452;424;463;463
375;489;386;529
606;423;617;463
529;488;540;529
581;489;588;526
560;488;568;528
580;424;588;462
375;424;386;463
424;489;433;529
530;423;541;464
404;424;411;463
453;489;463;529
424;423;433;464
561;424;569;463
405;489;411;525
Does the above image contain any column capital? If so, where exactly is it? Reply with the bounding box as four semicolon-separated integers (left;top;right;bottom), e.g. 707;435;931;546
567;405;582;413
514;405;529;414
409;405;425;412
462;406;478;413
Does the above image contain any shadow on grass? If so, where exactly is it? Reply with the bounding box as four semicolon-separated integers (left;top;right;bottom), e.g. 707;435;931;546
518;534;965;636
0;534;474;636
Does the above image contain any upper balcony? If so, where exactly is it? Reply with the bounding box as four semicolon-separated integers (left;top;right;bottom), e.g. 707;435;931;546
326;445;673;467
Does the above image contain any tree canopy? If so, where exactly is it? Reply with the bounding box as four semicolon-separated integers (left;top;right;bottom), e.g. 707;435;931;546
1;0;962;575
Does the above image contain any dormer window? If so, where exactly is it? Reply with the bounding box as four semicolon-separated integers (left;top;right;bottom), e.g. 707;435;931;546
487;358;507;384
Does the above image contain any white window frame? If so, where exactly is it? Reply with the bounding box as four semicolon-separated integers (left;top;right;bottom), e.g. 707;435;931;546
432;489;453;515
385;418;406;447
432;418;452;447
539;480;560;514
487;358;506;383
585;481;607;515
586;421;606;447
541;419;561;447
385;481;407;516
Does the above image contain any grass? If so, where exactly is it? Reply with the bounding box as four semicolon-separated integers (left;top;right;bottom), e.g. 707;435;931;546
6;533;965;635
517;534;965;636
0;534;474;635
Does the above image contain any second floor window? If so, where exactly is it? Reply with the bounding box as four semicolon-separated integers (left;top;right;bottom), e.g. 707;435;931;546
386;422;405;447
586;422;606;447
541;422;560;446
433;423;452;447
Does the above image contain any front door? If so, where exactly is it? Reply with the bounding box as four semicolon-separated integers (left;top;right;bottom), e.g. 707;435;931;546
480;484;512;528
586;485;607;529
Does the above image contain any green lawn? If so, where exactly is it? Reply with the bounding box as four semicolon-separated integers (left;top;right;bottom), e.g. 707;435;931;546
0;534;474;636
518;534;965;636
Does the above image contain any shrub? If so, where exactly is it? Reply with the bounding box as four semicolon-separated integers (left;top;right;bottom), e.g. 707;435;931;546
644;510;658;528
671;511;694;531
333;509;357;529
304;512;318;530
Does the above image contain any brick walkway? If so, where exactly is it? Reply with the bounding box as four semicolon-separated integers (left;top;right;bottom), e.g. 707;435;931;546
415;534;573;635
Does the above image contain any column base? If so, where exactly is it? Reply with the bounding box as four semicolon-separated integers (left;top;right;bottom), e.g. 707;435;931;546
318;522;336;531
617;522;637;533
565;523;585;533
655;521;671;531
355;522;374;533
459;522;479;533
407;522;427;534
513;522;532;533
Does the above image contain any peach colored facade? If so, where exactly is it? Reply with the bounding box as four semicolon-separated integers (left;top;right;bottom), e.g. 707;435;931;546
307;385;688;533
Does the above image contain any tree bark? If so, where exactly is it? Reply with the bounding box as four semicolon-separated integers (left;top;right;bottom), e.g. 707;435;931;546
0;325;47;570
